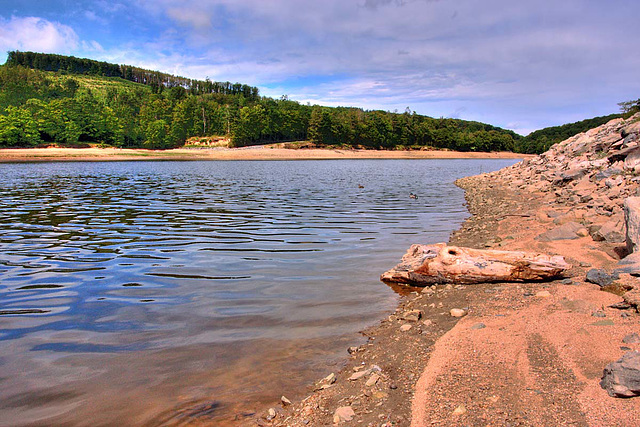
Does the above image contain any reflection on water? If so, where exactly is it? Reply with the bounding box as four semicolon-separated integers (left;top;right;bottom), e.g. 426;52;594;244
0;159;518;425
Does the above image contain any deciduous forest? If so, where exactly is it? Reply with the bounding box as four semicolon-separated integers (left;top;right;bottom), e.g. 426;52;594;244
0;51;623;153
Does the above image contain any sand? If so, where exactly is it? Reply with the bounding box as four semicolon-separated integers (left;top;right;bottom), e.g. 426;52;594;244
0;146;529;163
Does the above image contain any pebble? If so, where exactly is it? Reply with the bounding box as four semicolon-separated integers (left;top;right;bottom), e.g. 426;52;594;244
452;405;467;416
623;333;640;344
401;310;422;322
365;373;380;387
400;324;412;332
281;395;292;406
450;308;467;317
349;370;369;381
592;311;607;318
347;346;359;354
561;279;574;285
333;406;355;423
470;322;486;330
535;290;552;298
422;319;433;327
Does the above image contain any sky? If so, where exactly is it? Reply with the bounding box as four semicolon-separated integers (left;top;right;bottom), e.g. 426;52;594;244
0;0;639;135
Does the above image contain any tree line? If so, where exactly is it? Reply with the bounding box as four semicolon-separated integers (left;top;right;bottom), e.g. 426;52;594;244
0;57;524;151
6;51;259;100
4;51;626;153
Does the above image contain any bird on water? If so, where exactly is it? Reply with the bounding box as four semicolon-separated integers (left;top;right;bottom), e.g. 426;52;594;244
409;193;418;199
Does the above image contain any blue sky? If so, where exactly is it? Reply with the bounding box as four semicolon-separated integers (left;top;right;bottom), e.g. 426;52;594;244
1;0;639;135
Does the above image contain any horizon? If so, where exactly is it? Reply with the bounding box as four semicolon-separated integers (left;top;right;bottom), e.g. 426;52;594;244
1;1;639;135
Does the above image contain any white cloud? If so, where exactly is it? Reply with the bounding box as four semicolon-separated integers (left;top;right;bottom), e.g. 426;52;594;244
0;16;79;54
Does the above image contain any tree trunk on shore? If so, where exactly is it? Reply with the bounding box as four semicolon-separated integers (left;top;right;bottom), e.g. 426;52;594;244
381;243;570;286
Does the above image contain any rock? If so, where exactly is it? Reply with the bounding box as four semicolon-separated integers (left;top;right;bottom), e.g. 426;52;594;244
422;319;434;327
592;219;626;243
585;269;619;287
347;346;359;354
381;243;569;285
623;287;640;311
609;146;640;163
333;406;355;423
623;333;640;344
615;252;640;276
624;197;640;254
401;309;422;322
281;395;292;406
624;148;640;170
349;370;370;381
450;308;467;318
365;373;380;387
348;366;381;381
536;222;584;241
470;322;486;330
553;167;588;184
452;405;467;416
314;373;336;391
622;119;640;137
399;324;412;332
600;351;640;397
536;290;552;298
592;311;606;318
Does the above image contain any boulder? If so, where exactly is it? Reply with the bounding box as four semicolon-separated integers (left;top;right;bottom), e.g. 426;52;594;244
615;252;640;276
591;219;626;243
380;243;569;286
536;222;584;241
585;269;619;287
625;197;640;254
624;148;640;171
621;119;640;138
600;351;640;398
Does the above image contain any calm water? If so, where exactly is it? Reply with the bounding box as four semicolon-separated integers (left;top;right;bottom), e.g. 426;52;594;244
0;159;518;425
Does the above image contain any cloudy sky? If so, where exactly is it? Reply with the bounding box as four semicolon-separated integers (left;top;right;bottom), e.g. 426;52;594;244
1;0;638;134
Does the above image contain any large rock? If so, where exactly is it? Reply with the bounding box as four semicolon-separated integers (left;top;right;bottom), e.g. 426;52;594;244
601;351;640;398
585;269;619;287
616;252;640;276
624;149;640;171
625;197;640;254
591;219;626;243
380;243;569;286
536;222;584;241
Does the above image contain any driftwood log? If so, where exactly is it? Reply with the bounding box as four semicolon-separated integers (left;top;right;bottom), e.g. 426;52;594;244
381;243;570;286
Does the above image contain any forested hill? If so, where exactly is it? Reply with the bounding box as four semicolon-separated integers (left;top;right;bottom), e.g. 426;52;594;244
6;51;259;99
514;114;623;154
0;51;522;151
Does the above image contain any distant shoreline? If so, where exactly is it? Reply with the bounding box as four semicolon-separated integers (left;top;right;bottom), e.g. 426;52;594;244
0;147;529;163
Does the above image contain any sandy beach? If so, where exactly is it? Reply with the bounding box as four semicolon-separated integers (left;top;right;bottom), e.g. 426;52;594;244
0;146;528;163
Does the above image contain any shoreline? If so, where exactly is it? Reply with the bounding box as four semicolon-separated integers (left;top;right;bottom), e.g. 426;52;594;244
257;115;640;426
0;146;529;163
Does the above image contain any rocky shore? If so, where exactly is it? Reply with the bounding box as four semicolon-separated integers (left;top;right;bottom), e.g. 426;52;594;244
245;113;640;426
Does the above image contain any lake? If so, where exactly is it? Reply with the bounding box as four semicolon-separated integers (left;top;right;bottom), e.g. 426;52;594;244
0;159;518;425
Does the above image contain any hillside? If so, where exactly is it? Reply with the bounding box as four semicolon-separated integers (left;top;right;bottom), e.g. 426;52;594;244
515;114;623;154
0;51;522;151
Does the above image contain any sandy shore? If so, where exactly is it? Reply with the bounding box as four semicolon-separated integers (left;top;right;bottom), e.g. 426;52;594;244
0;146;528;163
254;115;640;426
